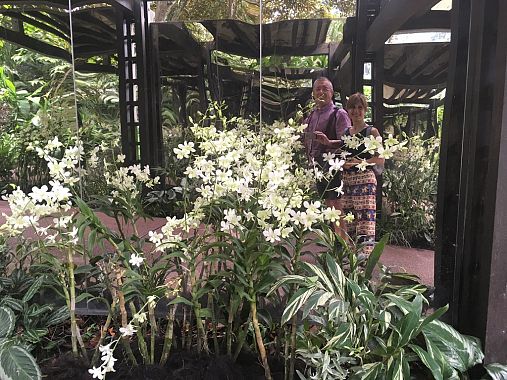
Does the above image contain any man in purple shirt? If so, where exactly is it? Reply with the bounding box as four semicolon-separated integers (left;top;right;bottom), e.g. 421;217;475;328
304;77;350;233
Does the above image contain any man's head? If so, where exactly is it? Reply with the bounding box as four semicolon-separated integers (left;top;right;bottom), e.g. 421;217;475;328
312;77;334;109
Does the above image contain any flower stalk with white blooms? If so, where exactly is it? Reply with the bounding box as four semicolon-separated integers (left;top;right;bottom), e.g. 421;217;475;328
148;103;354;379
0;136;165;369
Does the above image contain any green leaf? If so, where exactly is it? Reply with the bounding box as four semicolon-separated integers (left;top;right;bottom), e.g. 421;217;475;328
267;275;309;297
409;344;443;380
0;307;15;338
46;306;69;327
323;322;354;349
281;286;317;325
301;262;335;293
483;363;507;380
22;277;43;303
0;345;41;380
423;320;484;372
416;304;448;334
22;329;48;344
167;296;193;307
364;234;389;280
351;362;384;380
384;294;416;315
325;254;345;297
424;335;460;379
302;290;333;319
0;298;24;312
386;355;403;380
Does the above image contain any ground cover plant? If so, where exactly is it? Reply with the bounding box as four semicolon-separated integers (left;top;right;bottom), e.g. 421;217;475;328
0;104;505;380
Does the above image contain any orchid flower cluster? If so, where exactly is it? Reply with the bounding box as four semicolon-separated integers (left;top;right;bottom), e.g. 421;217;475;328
150;115;347;252
0;137;82;237
337;132;407;169
0;137;159;248
88;295;158;380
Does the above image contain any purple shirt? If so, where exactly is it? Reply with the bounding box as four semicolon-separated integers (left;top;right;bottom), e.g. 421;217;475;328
304;103;350;160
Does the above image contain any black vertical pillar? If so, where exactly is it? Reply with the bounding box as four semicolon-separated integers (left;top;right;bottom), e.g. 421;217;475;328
148;23;164;168
373;46;384;220
435;0;507;362
351;0;368;93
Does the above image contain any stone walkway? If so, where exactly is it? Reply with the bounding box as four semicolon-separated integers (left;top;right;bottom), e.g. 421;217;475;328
0;201;434;286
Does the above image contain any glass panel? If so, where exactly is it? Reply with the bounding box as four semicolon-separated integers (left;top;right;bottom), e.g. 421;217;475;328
69;0;121;190
151;1;262;190
0;1;77;191
259;2;354;124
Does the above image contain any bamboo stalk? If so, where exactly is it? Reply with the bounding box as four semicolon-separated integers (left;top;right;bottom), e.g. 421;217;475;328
251;301;272;380
288;315;298;380
129;302;149;363
159;304;178;365
208;292;219;356
91;300;116;366
226;295;235;357
148;301;157;364
116;273;138;365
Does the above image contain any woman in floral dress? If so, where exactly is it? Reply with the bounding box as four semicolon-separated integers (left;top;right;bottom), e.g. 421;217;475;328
341;93;384;255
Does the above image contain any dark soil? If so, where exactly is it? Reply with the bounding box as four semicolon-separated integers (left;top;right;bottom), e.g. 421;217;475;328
41;350;286;380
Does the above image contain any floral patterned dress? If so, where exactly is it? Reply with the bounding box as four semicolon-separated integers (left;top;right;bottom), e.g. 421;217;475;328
341;127;377;255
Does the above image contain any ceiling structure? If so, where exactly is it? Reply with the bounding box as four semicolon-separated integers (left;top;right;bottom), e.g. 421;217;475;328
0;1;450;109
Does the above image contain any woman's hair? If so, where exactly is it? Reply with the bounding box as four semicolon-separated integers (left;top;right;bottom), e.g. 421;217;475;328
346;92;368;110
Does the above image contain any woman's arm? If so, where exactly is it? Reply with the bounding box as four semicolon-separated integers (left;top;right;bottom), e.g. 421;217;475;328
343;127;385;169
369;127;385;166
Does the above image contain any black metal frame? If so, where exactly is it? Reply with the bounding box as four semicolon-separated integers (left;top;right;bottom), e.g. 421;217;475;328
435;0;507;362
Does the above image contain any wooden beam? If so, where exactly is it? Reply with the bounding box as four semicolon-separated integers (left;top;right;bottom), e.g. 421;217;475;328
398;10;450;31
1;10;70;41
0;25;71;61
366;0;441;52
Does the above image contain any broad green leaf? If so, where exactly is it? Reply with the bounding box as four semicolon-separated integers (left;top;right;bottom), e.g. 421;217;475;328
46;306;69;327
351;362;384;380
301;262;335;293
416;304;448;334
267;275;310;297
409;344;443;380
364;234;389;280
386;354;403;380
302;290;333;319
328;298;349;319
0;307;15;338
0;298;23;312
167;296;193;307
0;345;41;380
323;322;354;349
396;311;419;348
423;320;484;372
22;276;44;303
281;286;317;325
325;254;345;297
424;335;460;379
483;363;507;380
384;294;416;315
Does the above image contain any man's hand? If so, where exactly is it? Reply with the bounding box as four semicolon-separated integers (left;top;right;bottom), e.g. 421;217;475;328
314;131;332;145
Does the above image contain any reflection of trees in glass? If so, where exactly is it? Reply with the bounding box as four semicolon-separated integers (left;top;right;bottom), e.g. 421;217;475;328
263;0;355;22
153;0;260;22
152;0;355;22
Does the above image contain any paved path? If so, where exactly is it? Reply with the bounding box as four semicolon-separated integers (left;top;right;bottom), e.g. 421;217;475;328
0;201;434;285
